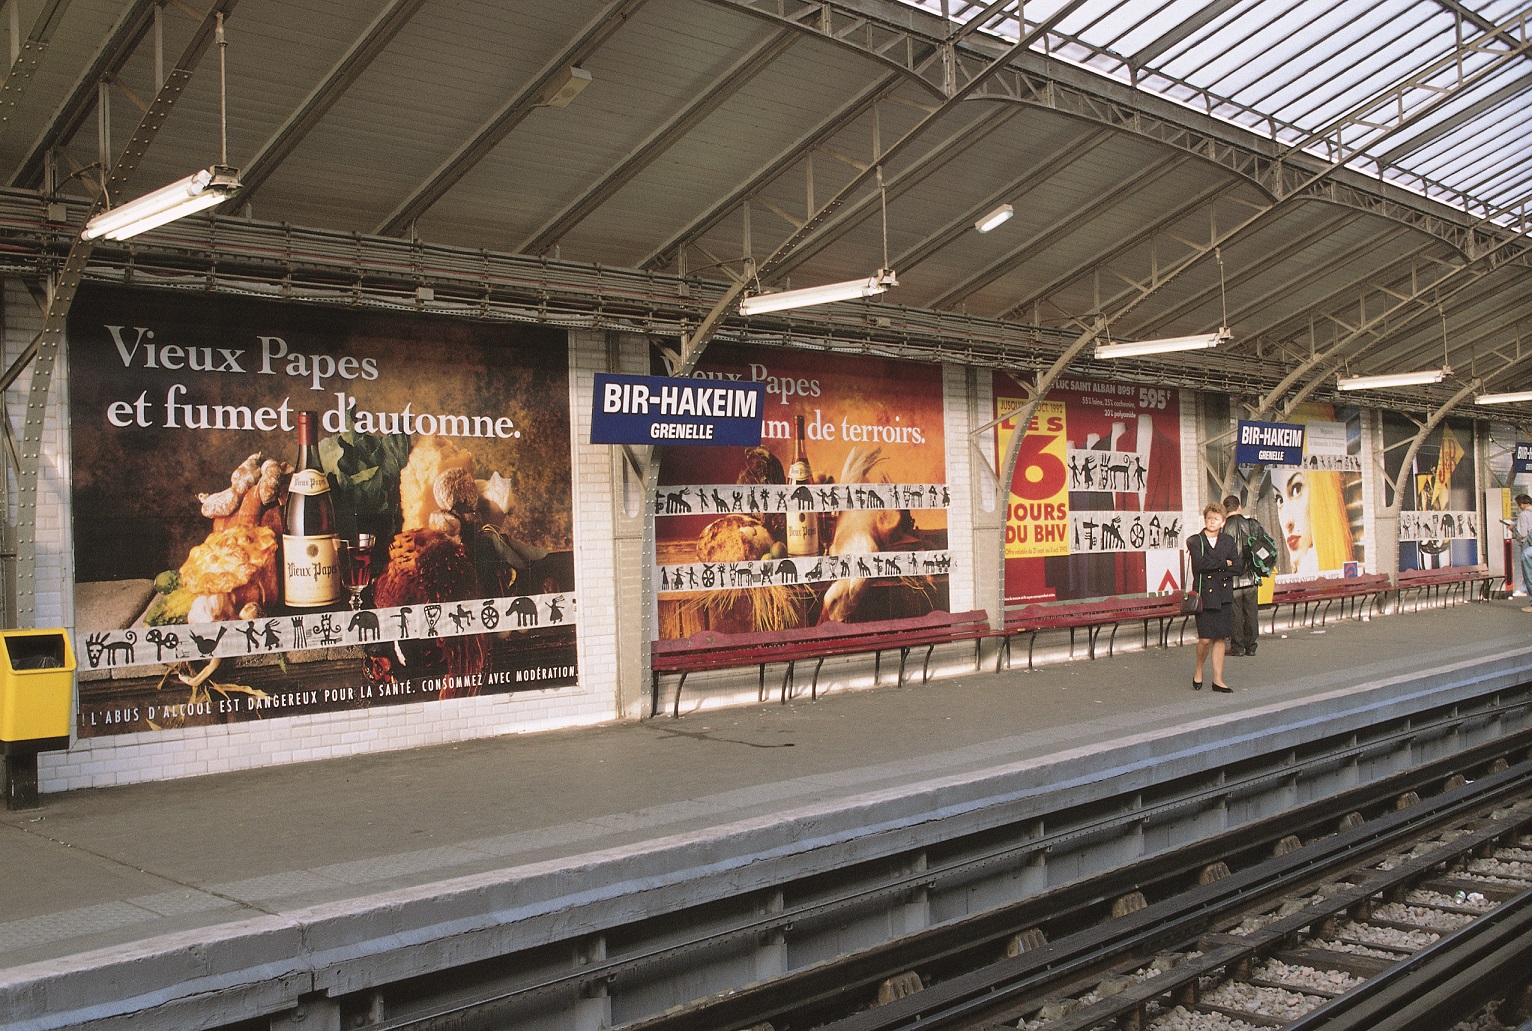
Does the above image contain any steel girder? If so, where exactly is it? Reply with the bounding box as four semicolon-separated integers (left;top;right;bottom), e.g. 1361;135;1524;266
748;104;1024;283
701;0;1532;309
375;0;650;237
234;0;428;212
638;73;908;271
6;0;159;189
0;0;73;147
927;150;1192;311
10;1;234;626
888;127;1112;282
517;29;798;259
1133;213;1379;339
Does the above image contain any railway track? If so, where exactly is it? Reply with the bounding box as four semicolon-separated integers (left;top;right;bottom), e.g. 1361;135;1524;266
355;716;1532;1031
808;758;1532;1031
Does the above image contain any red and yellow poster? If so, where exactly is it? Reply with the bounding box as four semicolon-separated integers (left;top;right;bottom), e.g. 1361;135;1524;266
997;399;1070;558
653;342;949;638
68;284;577;736
996;373;1183;604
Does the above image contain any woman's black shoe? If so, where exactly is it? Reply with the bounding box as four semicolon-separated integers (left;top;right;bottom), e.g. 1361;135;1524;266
1193;679;1203;690
1212;683;1233;693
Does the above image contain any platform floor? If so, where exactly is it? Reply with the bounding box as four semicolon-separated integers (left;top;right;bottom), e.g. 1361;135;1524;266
3;595;1531;1000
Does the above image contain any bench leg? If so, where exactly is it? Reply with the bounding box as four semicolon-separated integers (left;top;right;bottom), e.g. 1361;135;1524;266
1107;623;1121;658
997;635;1011;673
651;671;661;718
1028;631;1039;670
874;650;883;687
780;661;794;704
759;664;767;703
1068;627;1078;659
673;671;689;718
896;646;909;687
810;657;826;701
922;643;937;684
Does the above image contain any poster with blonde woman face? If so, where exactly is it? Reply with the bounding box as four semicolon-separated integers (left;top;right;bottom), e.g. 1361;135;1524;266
1244;404;1365;582
1268;465;1356;578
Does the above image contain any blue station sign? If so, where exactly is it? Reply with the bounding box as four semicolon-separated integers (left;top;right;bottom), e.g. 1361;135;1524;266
1236;420;1306;466
590;373;765;447
1514;441;1532;474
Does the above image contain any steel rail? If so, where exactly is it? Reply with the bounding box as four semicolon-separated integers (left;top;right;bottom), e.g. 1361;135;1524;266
812;757;1532;1031
1284;885;1532;1031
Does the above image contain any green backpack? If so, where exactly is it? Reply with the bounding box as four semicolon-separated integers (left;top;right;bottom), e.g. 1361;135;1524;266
1244;518;1279;578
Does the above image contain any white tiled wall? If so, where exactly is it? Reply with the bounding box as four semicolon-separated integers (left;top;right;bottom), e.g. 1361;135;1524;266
14;282;620;791
942;363;977;613
6;274;1448;789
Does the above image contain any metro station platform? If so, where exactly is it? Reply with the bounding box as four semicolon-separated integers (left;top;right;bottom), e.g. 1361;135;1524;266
5;597;1532;1029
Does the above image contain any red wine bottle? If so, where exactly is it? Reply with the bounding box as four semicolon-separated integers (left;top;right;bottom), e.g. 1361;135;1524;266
283;411;341;608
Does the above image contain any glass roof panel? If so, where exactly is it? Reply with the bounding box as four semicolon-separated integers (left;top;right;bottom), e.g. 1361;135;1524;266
893;0;1532;224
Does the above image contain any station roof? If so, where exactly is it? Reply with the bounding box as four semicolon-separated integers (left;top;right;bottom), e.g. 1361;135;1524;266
4;0;1532;418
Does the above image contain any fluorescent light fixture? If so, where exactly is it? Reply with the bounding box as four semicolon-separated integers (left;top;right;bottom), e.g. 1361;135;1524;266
81;166;241;241
1094;327;1229;359
1475;389;1532;404
975;203;1014;233
739;269;897;316
540;66;592;108
1335;369;1446;391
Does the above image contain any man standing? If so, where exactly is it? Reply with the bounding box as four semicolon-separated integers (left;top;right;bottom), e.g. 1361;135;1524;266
1222;494;1261;655
1515;494;1532;611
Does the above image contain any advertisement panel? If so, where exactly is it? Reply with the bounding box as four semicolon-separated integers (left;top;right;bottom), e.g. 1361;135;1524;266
68;285;577;736
1382;414;1479;571
652;342;948;638
1230;403;1366;582
996;373;1184;604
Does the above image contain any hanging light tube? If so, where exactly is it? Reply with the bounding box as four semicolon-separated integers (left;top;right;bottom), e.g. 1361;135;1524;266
739;269;897;316
80;166;242;241
1475;389;1532;404
975;203;1014;233
1335;369;1446;391
1094;327;1229;359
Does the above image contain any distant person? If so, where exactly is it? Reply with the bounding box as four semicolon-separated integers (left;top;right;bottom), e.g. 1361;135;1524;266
1221;495;1261;656
1515;494;1532;611
1272;466;1354;577
1188;502;1240;693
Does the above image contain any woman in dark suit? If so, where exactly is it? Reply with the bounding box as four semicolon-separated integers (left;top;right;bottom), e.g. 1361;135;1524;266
1188;501;1241;693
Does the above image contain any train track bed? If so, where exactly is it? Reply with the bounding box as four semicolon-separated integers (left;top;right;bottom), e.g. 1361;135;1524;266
803;761;1532;1031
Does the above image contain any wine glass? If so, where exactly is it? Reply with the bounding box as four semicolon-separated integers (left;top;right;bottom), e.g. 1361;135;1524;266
341;533;376;610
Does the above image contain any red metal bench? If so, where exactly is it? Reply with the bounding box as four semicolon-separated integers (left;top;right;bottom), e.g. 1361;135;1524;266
1269;573;1391;631
1395;564;1494;612
650;609;994;717
996;594;1187;671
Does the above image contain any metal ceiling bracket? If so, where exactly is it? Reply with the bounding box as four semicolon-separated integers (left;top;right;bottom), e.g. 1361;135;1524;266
11;0;230;626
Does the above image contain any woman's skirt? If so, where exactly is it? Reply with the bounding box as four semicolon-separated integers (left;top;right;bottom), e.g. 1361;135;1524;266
1194;603;1233;640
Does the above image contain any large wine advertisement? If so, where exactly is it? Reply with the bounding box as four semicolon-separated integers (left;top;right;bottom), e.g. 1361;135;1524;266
652;342;949;639
68;285;577;736
995;372;1184;604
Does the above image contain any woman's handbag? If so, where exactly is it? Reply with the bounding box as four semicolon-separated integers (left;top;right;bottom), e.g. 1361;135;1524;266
1179;584;1203;615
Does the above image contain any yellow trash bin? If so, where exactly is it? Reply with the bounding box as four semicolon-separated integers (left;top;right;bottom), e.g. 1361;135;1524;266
0;629;76;754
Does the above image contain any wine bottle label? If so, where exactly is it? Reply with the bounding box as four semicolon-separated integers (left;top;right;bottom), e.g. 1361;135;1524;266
289;468;330;496
283;534;341;607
